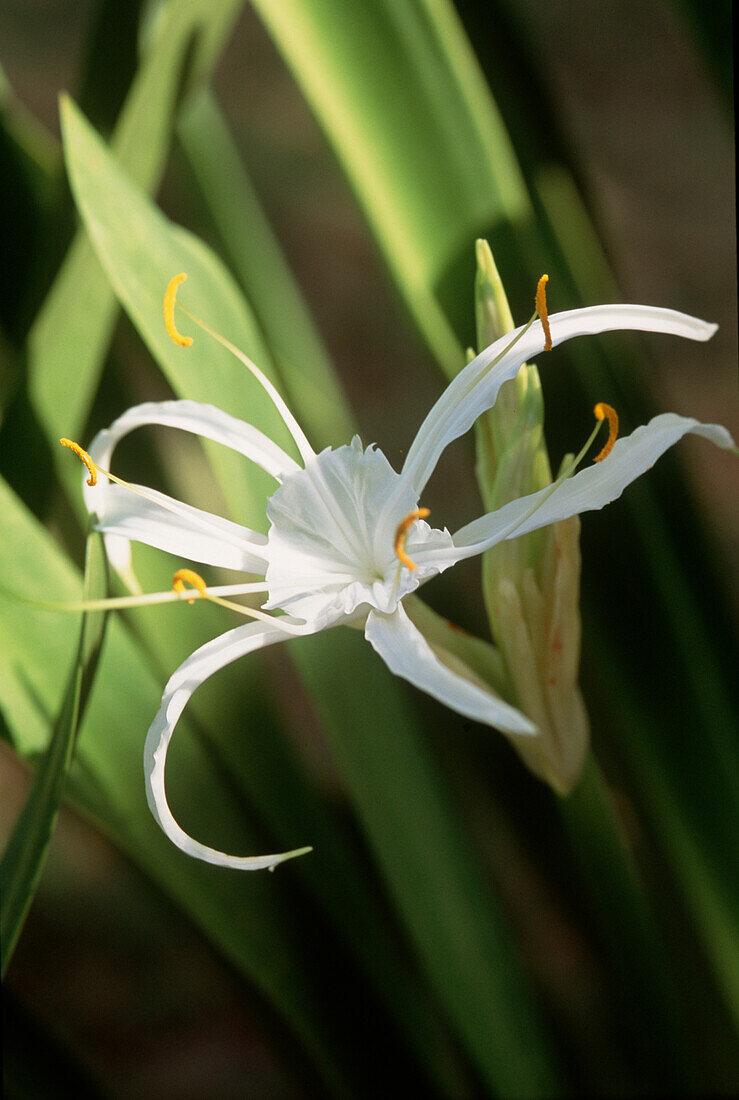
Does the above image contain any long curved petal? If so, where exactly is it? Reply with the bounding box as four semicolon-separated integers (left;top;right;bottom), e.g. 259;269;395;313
364;604;536;736
85;398;300;488
96;484;269;573
451;414;735;559
401;305;716;499
144;619;314;870
83;399;297;580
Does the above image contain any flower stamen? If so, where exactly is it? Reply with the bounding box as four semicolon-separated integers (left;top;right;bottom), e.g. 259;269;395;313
59;440;261;558
163;274;315;465
60;438;98;486
172;568;207;604
163;273;193;347
169;569;306;634
535;274;552;352
1;580;269;615
394;508;431;571
593;402;619;461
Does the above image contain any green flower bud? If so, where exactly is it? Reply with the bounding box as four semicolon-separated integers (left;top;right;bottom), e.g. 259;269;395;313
472;241;590;792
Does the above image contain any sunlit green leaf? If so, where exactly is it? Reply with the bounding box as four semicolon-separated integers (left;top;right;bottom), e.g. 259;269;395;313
296;628;562;1096
60;92;291;529
0;476;346;1093
250;0;532;376
177;89;355;449
28;0;244;465
1;531;108;975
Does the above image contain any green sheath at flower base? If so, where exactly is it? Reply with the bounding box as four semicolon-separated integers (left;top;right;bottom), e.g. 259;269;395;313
472;241;589;792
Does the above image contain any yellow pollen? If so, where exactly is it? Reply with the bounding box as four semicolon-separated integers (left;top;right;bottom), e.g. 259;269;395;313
163;273;193;347
593;402;619;461
60;438;97;486
172;568;207;604
394;508;430;572
535;274;552;352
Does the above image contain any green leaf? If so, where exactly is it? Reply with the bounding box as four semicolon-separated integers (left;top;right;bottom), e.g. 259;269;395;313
588;626;739;1032
28;0;244;459
557;758;691;1085
0;68;63;350
0;475;346;1093
3;990;102;1099
60;92;291;529
1;531;108;975
250;0;532;376
294;628;562;1097
177;89;355;449
667;0;733;108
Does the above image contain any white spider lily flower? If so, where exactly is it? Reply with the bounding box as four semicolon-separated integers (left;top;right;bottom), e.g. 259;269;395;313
71;276;734;872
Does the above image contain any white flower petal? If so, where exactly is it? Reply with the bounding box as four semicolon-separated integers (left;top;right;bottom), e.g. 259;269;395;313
452;414;736;558
84;399;297;581
144;619;313;871
399;305;716;499
85;398;300;496
267;437;384;570
96;484;268;573
364;604;536;736
264;438;457;627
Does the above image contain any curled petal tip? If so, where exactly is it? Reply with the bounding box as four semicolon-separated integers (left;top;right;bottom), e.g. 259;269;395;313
268;846;313;872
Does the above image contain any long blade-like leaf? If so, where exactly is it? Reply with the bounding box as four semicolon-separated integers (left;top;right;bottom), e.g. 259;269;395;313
177;88;355;449
60;92;293;528
1;531;108;974
28;0;243;459
0;475;348;1094
249;0;531;375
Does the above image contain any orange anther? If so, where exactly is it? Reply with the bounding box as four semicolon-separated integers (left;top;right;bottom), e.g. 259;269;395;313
593;402;619;462
163;273;193;347
172;568;207;604
60;438;97;486
394;508;430;571
535;274;552;352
